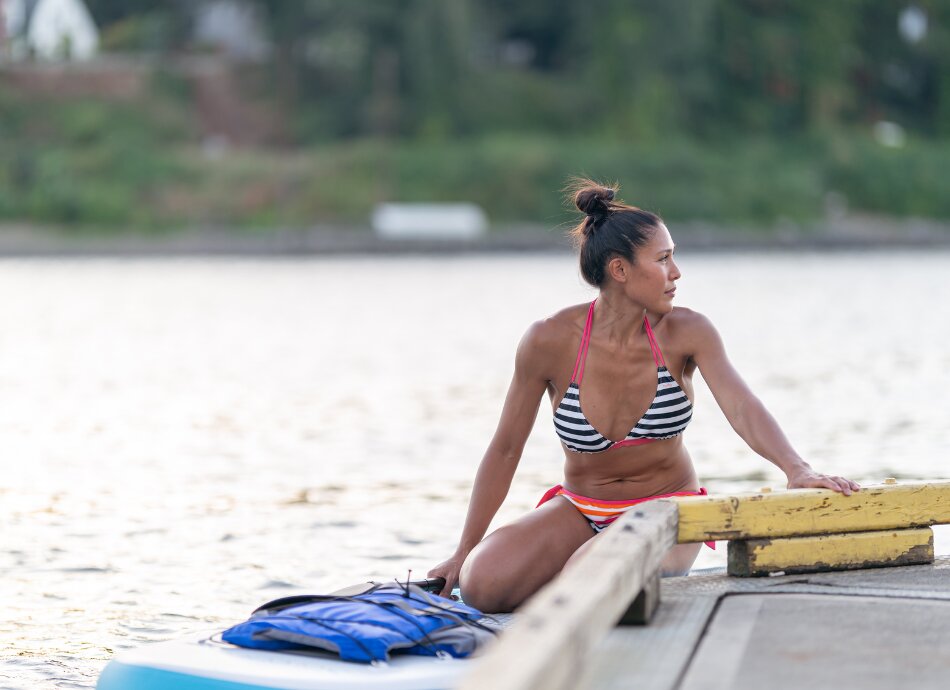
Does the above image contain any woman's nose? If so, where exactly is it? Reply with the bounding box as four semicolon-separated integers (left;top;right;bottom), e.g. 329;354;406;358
670;259;682;280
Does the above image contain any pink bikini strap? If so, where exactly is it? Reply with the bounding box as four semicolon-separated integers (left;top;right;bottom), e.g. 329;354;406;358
643;316;666;367
570;300;596;383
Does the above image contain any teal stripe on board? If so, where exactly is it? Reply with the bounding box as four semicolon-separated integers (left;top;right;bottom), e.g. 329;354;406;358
97;661;279;690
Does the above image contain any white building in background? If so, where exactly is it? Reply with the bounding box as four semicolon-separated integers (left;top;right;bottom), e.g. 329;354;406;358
0;0;99;62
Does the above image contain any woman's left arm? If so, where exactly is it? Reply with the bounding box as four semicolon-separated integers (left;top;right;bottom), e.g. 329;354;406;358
687;312;860;495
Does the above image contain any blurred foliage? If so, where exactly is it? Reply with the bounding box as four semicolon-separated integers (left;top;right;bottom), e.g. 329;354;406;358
82;0;950;140
87;0;191;52
167;133;950;229
1;0;949;229
828;136;950;216
0;85;189;229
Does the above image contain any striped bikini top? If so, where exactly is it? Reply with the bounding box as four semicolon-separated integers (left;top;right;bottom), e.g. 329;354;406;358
553;300;693;454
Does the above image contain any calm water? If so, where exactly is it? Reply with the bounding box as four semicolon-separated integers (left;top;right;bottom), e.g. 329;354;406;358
2;251;949;689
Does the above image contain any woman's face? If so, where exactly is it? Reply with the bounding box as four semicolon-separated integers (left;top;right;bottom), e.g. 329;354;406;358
626;223;681;313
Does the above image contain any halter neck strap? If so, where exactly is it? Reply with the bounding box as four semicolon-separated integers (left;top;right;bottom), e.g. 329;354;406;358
570;300;666;384
570;301;596;383
643;316;666;367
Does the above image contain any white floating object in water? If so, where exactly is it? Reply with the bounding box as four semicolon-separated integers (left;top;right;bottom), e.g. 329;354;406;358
372;203;488;240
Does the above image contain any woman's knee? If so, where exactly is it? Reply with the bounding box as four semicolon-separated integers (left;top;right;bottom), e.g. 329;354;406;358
458;538;513;612
458;500;594;612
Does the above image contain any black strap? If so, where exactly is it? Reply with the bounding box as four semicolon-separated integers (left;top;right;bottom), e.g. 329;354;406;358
252;578;447;615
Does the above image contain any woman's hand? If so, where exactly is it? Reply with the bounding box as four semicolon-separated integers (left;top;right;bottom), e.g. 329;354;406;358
787;467;860;496
427;550;469;599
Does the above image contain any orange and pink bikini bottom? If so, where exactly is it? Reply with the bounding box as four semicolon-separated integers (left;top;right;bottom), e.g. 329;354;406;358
536;484;716;549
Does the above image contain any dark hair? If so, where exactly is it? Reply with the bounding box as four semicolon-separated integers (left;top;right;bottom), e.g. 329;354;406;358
566;178;662;287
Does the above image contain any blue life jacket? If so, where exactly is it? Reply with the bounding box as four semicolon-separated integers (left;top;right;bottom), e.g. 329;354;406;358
221;582;496;663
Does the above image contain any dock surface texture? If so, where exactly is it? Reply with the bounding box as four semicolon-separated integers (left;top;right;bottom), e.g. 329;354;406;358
582;555;950;690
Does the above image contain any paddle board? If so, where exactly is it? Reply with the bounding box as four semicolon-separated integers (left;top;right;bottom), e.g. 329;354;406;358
97;632;482;690
97;579;510;690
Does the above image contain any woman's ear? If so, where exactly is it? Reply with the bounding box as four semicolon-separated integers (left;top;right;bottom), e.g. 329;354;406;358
606;257;628;283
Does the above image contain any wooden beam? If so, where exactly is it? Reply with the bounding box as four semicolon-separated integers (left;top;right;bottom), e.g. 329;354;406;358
673;481;950;543
618;570;661;624
728;527;934;576
456;500;678;690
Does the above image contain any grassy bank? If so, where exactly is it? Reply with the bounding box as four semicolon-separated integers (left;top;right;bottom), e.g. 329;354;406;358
2;94;949;233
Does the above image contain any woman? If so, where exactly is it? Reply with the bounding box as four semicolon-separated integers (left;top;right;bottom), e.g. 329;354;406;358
428;180;860;613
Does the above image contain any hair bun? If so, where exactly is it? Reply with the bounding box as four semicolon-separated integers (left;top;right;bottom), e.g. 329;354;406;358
574;185;616;218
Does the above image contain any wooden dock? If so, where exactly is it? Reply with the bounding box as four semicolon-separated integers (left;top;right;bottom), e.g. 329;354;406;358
583;556;950;690
457;481;950;690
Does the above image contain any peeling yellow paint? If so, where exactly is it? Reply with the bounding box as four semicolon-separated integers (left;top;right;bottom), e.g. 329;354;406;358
727;528;934;576
669;481;950;543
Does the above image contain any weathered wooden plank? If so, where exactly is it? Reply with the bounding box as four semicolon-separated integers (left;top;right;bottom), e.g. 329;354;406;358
728;527;934;576
456;501;678;690
673;481;950;543
618;570;661;625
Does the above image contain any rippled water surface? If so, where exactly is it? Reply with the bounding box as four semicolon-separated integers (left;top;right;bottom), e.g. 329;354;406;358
2;251;949;689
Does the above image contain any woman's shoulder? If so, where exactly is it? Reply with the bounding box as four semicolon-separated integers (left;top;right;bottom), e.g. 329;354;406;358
655;306;719;345
517;303;589;363
659;305;712;327
526;302;589;343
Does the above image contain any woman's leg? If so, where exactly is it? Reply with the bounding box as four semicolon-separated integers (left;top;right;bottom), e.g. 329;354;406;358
659;542;702;577
459;496;594;613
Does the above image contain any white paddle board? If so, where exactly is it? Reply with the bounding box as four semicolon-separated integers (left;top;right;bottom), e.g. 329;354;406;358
97;579;510;689
97;632;483;690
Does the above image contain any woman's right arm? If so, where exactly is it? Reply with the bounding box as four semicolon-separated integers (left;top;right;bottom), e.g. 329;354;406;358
428;321;553;597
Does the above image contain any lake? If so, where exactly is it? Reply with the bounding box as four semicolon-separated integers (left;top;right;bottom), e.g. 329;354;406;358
2;250;948;688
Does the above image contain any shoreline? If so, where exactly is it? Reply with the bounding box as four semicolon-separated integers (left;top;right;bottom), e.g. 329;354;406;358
1;216;949;257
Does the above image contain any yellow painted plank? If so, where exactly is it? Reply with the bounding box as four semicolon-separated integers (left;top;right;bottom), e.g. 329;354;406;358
728;527;934;576
457;501;678;690
670;480;950;543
